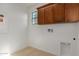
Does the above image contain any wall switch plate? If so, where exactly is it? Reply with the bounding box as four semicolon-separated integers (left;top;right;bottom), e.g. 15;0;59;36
48;28;53;32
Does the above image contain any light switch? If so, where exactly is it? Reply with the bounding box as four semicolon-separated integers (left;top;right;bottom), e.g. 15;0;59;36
48;28;53;32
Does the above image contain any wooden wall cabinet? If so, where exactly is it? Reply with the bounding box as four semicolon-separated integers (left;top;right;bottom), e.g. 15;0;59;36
37;4;54;24
37;3;79;25
44;4;54;24
38;7;45;24
37;3;65;25
53;4;65;23
65;4;79;22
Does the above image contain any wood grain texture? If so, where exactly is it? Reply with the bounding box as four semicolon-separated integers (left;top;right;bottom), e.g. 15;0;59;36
37;3;79;24
37;3;65;24
53;4;65;23
65;3;79;22
38;7;45;24
44;4;54;24
11;47;55;56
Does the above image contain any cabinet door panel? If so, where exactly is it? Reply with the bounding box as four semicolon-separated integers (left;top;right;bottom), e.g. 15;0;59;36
65;4;79;22
53;4;65;23
38;8;45;24
44;5;54;24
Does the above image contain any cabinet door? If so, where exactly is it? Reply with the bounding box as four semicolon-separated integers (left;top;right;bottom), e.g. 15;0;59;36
44;4;54;24
65;4;79;22
38;7;45;24
53;4;65;23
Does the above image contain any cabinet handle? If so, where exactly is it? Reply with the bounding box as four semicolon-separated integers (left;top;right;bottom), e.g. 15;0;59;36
73;38;76;40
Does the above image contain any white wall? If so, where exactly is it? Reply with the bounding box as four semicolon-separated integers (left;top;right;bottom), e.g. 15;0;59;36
75;23;79;56
0;4;29;54
28;3;77;56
